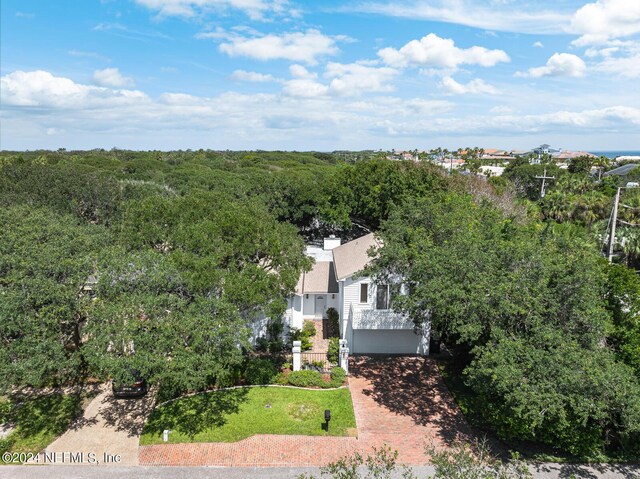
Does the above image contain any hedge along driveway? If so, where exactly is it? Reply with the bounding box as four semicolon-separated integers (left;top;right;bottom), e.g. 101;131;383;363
140;386;356;445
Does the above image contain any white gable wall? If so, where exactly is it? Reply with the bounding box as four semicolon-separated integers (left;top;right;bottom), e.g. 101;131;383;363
341;275;375;321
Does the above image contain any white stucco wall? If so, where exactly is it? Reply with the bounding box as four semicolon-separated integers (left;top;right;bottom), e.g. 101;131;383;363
285;295;303;330
302;294;315;316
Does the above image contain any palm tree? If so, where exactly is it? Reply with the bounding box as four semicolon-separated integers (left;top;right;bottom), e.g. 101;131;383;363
619;227;640;267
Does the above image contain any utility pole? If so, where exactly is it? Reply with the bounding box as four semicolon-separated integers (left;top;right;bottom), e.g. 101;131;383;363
608;187;622;262
534;168;555;198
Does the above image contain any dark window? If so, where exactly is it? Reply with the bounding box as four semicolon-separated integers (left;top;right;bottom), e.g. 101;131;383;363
360;283;368;303
376;284;389;310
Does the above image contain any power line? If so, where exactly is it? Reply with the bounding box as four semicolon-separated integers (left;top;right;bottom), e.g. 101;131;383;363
617;220;640;227
534;168;555;198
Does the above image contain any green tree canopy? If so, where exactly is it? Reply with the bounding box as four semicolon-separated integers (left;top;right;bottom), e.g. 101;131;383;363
0;205;108;393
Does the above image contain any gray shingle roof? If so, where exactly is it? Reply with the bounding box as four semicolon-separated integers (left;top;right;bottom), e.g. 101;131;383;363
603;164;639;177
331;233;380;280
300;261;339;294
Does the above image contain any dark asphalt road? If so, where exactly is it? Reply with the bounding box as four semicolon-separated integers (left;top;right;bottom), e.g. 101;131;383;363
1;463;638;479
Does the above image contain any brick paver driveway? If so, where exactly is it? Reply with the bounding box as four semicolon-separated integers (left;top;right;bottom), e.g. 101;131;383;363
140;355;473;467
349;355;473;464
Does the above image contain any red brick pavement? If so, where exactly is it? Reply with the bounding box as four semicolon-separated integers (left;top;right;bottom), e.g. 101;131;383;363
139;356;472;467
349;356;474;465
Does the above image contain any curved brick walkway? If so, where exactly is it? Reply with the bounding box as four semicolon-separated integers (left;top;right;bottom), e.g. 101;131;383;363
139;356;472;467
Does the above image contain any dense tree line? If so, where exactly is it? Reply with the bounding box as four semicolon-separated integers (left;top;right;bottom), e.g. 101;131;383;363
1;148;638;459
369;185;640;459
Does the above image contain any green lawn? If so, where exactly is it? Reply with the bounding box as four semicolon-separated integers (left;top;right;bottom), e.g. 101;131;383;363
0;393;84;464
140;386;357;445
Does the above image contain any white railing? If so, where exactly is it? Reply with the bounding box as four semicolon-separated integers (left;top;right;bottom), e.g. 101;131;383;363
351;309;414;330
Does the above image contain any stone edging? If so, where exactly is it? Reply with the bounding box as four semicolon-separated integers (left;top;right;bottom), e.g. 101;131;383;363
156;383;349;408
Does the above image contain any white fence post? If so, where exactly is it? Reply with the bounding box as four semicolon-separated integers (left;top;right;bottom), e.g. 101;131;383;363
339;339;349;374
292;340;302;371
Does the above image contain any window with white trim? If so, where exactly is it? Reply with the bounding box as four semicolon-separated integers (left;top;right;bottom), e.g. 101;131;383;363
360;283;368;303
376;284;389;310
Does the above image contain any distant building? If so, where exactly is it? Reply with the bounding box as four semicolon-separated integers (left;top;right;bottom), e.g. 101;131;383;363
530;144;561;164
556;150;596;160
603;164;639;178
479;165;505;176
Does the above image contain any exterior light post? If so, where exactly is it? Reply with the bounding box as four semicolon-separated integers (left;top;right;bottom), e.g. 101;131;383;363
324;409;331;431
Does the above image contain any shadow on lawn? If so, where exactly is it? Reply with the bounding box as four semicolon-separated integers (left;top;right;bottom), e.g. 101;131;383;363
4;389;85;441
349;355;496;451
141;388;249;438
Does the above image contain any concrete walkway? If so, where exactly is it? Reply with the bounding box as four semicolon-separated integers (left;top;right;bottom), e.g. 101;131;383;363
38;383;155;466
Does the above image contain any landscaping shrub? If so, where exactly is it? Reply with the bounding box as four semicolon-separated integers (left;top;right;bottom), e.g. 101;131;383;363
274;371;290;385
302;360;325;372
0;399;12;424
0;436;15;457
320;367;347;389
301;320;317;351
330;367;346;384
326;307;340;337
287;370;323;388
256;319;286;354
285;367;346;389
327;337;340;364
288;320;317;351
244;358;278;385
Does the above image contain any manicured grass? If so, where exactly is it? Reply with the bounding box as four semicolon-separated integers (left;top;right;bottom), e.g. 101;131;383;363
0;393;84;463
140;386;357;445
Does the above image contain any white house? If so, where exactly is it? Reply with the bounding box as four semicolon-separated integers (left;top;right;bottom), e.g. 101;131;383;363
285;233;430;355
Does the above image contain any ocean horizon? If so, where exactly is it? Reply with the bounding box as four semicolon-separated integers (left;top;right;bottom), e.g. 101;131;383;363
590;151;640;159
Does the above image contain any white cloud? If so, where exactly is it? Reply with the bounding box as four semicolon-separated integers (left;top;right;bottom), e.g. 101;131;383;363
68;50;110;61
440;76;499;95
230;70;278;82
351;1;571;35
282;78;329;97
216;30;340;65
571;0;640;46
378;33;509;70
516;53;586;78
132;0;289;20
1;70;147;109
590;43;640;78
289;64;317;79
489;105;514;114
2;69;639;151
282;62;399;98
533;41;544;48
325;62;399;95
93;68;135;87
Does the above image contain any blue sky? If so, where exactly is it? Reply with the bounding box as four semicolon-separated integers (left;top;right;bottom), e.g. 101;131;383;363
1;0;639;151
